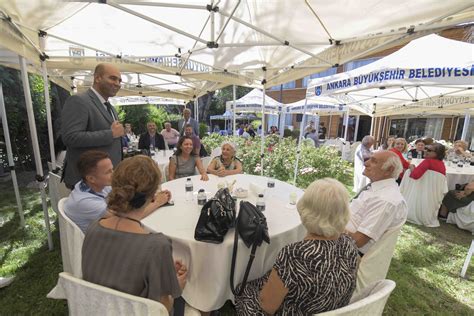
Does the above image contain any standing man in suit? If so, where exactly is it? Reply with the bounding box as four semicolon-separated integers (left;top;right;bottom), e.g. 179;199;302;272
138;122;166;150
178;108;199;136
61;63;124;188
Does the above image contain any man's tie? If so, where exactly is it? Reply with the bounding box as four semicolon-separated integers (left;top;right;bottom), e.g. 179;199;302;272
352;183;371;201
104;101;115;120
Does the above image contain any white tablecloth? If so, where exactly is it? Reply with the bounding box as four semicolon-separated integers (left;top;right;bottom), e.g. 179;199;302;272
141;174;306;311
411;159;474;190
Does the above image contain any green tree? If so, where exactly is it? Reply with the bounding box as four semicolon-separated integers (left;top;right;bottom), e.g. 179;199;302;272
117;104;178;135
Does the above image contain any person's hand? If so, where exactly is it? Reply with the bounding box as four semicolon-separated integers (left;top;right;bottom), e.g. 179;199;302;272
201;173;209;181
216;168;227;177
454;191;466;199
409;164;415;171
111;121;125;138
155;190;171;207
174;260;187;290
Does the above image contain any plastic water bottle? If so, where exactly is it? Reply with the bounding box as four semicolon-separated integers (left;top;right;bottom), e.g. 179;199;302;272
256;194;265;212
407;151;412;160
185;178;193;202
417;151;422;159
149;144;155;156
457;159;464;170
197;189;207;206
267;178;275;188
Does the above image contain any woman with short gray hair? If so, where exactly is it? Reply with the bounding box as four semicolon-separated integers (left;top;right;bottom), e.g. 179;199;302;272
235;178;358;315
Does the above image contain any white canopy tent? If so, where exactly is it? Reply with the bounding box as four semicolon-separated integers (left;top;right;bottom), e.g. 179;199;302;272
0;1;472;248
306;34;474;118
109;96;186;107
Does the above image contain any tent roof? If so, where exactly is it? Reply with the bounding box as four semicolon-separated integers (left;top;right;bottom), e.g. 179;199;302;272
226;88;282;113
1;1;472;100
306;34;474;117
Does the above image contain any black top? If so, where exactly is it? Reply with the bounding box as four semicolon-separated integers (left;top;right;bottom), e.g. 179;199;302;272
138;132;166;150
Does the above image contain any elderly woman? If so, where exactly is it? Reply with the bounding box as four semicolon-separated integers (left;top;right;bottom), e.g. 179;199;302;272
408;139;425;159
353;135;374;192
168;136;209;181
449;140;471;159
82;155;187;313
390;137;410;183
207;142;243;177
408;143;446;179
235;178;358;315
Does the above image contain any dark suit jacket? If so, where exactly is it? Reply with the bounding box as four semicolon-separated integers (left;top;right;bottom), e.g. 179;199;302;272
61;89;121;188
138;133;166;150
178;118;199;136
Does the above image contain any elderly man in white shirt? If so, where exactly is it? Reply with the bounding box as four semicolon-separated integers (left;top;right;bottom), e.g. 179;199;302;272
346;150;408;255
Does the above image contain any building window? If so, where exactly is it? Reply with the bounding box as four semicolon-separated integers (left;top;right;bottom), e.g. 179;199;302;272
343;57;380;72
389;117;443;142
302;67;338;87
268;81;296;91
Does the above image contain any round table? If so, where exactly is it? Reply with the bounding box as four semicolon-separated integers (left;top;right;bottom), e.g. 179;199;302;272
411;158;474;190
141;174;306;311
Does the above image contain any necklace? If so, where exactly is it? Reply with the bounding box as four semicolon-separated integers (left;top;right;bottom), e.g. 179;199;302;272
114;215;143;230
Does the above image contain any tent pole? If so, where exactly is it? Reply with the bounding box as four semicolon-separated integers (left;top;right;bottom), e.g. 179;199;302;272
279;108;286;138
0;84;25;227
448;117;455;141
343;109;350;141
370;116;375;135
194;98;199;123
354;115;360;142
461;111;471;141
293;98;308;185
19;56;53;250
233;85;236;136
328;114;332;138
39;35;57;171
260;85;266;176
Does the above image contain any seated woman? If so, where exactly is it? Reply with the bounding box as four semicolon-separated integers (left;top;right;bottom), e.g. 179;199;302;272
439;181;474;220
168;136;209;181
449;140;471;159
378;136;395;151
390;138;410;184
235;178;358;315
408;143;446;179
408;139;425;159
207;142;243;177
82;155;186;313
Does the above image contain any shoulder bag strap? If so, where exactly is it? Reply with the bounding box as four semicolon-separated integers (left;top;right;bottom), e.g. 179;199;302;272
230;223;262;296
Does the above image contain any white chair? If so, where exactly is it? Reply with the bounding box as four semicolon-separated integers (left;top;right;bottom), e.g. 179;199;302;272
315;279;396;316
201;156;212;170
55;272;201;316
447;201;474;233
400;169;448;227
48;171;70;214
353;225;402;297
57;198;85;278
48;198;85;299
55;272;168;315
460;240;474;278
210;147;222;159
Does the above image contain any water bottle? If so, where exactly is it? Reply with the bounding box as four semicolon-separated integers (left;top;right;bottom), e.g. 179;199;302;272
267;178;275;188
417;151;422;159
197;189;207;206
185;178;193;202
457;159;464;170
256;194;265;212
407;151;412;160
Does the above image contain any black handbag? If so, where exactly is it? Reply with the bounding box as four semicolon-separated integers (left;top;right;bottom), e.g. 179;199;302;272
194;188;236;243
230;201;270;296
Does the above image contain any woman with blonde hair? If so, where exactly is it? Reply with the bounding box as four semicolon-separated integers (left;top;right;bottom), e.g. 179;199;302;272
449;140;471;159
389;137;410;183
235;178;358;315
82;155;187;313
207;141;243;177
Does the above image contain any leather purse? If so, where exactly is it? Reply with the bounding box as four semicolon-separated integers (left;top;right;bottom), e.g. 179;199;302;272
230;201;270;296
194;188;236;243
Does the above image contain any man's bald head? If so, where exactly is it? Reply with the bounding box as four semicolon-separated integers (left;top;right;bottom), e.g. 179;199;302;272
92;63;122;99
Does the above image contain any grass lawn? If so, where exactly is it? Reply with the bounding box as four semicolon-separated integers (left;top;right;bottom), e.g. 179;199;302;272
0;175;473;315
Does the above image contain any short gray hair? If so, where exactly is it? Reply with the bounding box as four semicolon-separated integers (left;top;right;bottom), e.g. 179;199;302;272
297;178;350;238
221;141;237;153
382;151;403;178
362;135;374;147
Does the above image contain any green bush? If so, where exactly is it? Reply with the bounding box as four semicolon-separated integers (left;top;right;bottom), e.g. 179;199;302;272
283;129;292;138
291;129;300;139
199;122;208;138
201;134;352;189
